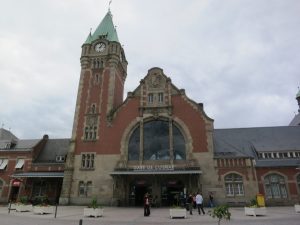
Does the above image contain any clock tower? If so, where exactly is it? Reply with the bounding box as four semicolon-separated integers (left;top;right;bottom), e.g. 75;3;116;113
60;10;127;205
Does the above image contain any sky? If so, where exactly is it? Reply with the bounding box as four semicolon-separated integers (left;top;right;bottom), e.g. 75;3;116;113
0;0;299;139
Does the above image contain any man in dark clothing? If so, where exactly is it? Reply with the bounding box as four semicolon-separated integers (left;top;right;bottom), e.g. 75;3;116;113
209;192;214;207
187;194;193;215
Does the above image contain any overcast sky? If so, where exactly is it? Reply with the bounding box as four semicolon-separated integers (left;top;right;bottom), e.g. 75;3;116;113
0;0;299;139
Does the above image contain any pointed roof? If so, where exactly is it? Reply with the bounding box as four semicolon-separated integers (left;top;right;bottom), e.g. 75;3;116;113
84;32;93;44
84;11;119;44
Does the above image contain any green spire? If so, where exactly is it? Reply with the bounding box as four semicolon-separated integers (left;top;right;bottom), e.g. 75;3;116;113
84;11;119;44
296;89;300;98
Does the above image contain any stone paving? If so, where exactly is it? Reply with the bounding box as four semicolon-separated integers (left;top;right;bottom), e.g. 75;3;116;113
0;205;300;225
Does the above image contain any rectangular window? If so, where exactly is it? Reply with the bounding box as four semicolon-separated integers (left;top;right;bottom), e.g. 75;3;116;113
0;159;8;170
148;93;153;103
81;153;95;169
32;180;47;198
81;155;86;168
56;155;65;162
78;181;85;197
86;181;93;197
15;159;25;170
225;183;234;196
158;93;164;103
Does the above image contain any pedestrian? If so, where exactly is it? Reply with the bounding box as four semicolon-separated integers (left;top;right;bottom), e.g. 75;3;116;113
187;193;193;215
195;192;205;215
193;193;196;209
209;192;214;208
144;193;150;216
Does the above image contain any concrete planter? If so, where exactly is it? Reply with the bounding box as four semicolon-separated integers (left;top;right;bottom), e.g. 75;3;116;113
169;208;187;219
84;208;103;217
15;204;33;212
33;205;55;214
295;204;300;213
244;207;267;217
8;203;17;210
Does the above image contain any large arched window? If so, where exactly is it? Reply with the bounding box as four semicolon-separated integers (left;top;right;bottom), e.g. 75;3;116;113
144;120;169;160
224;173;244;197
128;120;186;161
264;174;287;199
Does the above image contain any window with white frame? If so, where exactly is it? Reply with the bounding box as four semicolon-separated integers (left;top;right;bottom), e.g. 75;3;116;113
224;173;244;197
158;92;164;103
0;159;8;170
56;155;65;162
81;153;95;169
78;181;93;197
264;174;288;199
148;93;154;103
84;125;98;141
15;158;25;170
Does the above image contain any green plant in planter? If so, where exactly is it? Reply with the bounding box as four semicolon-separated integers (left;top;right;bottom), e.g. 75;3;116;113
89;197;102;209
249;197;259;208
209;205;231;225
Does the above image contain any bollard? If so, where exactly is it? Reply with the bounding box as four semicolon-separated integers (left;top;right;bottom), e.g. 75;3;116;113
54;203;58;218
8;200;11;214
79;219;83;225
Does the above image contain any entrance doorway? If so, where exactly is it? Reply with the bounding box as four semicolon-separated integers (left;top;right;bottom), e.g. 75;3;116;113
161;180;184;206
135;185;147;206
10;186;20;201
129;180;152;206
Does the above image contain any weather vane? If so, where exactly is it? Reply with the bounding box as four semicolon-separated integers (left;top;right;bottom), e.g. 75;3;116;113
108;0;112;11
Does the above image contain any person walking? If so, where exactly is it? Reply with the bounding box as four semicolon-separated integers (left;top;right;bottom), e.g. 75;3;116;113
192;193;196;209
144;193;150;216
187;193;193;215
195;192;205;215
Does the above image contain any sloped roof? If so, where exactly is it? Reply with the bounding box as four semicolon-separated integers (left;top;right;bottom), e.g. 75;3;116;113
0;128;18;141
289;114;300;126
213;126;300;158
34;139;69;163
0;128;41;151
0;139;40;151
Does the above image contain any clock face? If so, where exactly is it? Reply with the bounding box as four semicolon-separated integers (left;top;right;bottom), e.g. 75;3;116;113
95;42;106;52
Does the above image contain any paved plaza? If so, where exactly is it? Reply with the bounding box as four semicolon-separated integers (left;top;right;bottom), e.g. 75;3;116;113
0;205;300;225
